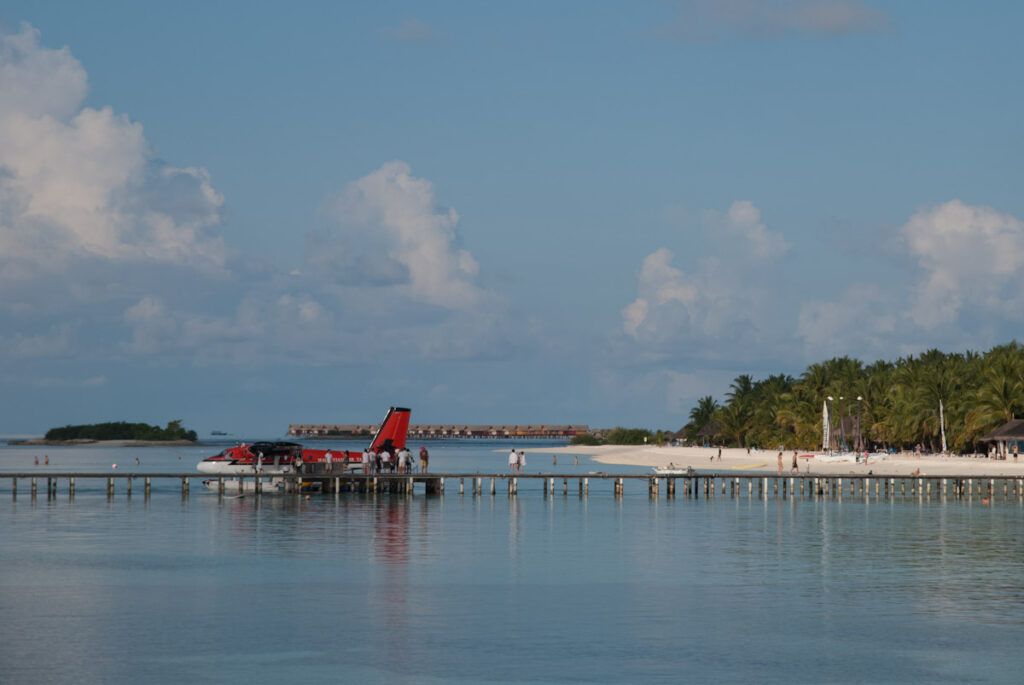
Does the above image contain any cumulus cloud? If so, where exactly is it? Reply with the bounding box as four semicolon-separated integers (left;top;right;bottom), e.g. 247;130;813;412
792;200;1024;356
0;23;225;275
658;0;890;41
621;201;787;355
902;200;1024;328
319;161;485;309
621;248;759;353
705;200;790;260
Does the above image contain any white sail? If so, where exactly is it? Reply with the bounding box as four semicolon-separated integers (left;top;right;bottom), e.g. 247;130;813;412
822;400;830;453
939;399;947;454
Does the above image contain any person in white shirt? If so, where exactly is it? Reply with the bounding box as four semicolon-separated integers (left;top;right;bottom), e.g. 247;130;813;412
509;449;517;473
325;451;333;472
361;449;371;473
398;449;407;473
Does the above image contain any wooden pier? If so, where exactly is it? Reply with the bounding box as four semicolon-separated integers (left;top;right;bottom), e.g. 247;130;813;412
5;471;1024;503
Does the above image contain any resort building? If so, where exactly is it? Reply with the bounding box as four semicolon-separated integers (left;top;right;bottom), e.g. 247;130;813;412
980;419;1024;459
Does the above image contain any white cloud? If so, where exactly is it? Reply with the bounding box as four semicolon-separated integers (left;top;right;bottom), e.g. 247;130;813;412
621;201;787;354
792;201;1024;356
659;0;891;41
622;298;649;338
621;249;751;349
0;24;225;276
705;200;790;260
902;200;1024;328
320;161;485;309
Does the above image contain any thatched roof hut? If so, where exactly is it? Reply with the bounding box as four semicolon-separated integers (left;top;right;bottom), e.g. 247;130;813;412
980;419;1024;442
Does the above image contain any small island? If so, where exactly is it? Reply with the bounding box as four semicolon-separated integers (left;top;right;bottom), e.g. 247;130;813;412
11;420;199;446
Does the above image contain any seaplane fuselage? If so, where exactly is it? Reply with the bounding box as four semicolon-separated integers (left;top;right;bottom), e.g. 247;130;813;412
196;407;411;475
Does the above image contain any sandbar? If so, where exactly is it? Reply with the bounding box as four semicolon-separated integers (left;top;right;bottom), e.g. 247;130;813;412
532;445;1024;477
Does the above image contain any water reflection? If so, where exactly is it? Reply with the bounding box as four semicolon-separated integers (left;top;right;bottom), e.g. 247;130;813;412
5;476;1024;684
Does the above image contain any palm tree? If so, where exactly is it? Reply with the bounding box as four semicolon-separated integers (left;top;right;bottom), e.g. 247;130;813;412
685;396;719;442
716;403;750;447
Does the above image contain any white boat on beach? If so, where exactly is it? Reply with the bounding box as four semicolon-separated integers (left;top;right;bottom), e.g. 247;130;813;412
808;452;888;464
653;464;694;476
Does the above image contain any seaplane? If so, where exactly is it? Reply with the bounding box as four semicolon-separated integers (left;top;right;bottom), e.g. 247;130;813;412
196;407;411;491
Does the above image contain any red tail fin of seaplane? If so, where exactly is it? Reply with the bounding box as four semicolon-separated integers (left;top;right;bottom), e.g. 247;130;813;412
369;406;411;453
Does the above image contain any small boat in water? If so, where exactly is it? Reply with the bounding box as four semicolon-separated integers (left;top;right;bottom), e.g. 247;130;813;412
653;463;694;476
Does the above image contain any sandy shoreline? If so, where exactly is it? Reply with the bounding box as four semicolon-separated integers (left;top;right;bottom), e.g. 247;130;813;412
526;445;1024;477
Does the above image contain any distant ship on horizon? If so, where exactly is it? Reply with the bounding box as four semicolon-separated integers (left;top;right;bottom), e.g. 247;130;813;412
210;430;230;436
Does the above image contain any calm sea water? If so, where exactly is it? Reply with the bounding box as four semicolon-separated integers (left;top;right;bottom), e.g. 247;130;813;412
1;440;1023;684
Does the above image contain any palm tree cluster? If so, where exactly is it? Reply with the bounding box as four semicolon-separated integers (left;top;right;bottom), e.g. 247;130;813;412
682;343;1024;453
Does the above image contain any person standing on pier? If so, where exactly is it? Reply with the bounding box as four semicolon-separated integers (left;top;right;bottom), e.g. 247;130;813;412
325;450;333;473
362;448;371;473
397;448;407;473
509;448;517;473
419;446;429;473
777;451;783;475
519;451;526;473
791;451;798;474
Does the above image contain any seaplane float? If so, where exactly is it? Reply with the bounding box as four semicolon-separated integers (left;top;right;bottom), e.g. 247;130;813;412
196;406;411;492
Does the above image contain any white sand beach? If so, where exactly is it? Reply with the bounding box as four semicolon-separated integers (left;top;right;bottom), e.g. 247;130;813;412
531;444;1024;477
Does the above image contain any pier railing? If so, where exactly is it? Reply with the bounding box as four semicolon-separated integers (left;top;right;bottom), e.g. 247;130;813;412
5;471;1024;502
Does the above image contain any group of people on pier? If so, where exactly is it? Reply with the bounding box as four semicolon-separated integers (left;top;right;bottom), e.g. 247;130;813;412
360;445;429;474
508;449;527;473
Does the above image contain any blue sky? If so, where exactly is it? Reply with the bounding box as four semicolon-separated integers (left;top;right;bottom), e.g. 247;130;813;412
2;1;1023;436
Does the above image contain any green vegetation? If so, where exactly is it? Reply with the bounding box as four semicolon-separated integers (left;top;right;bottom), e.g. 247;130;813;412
603;427;655;445
45;420;198;442
574;428;675;446
570;433;602;445
682;342;1024;452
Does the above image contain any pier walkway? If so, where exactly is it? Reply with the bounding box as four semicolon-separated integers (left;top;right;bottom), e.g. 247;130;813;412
5;471;1024;502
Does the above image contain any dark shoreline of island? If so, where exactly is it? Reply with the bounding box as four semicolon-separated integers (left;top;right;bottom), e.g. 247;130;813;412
7;438;202;447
